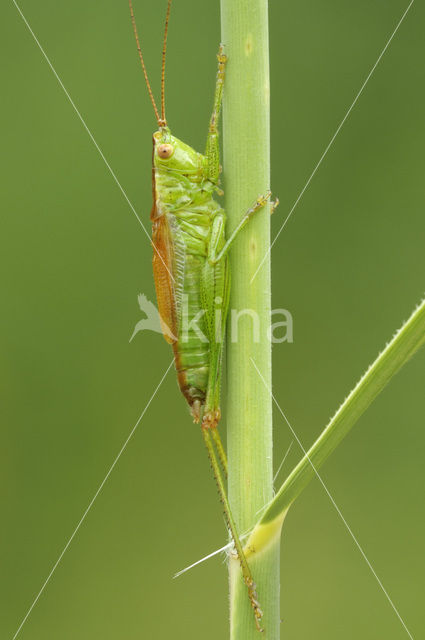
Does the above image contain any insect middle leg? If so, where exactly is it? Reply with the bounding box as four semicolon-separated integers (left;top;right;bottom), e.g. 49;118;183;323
208;192;274;266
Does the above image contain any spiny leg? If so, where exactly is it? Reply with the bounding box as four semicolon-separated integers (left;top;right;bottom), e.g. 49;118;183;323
203;411;228;477
210;423;228;477
205;349;228;476
210;343;228;476
200;212;230;476
201;424;263;632
202;348;260;626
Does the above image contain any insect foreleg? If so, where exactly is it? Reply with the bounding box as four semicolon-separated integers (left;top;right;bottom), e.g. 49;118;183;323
205;45;227;184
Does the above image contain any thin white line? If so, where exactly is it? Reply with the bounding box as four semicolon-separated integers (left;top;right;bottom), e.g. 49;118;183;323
250;357;414;639
251;0;415;284
11;0;174;283
173;529;252;579
173;542;233;578
174;440;295;578
273;440;294;485
11;359;174;640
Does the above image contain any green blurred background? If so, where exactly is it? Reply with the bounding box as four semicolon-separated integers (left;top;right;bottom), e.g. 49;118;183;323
1;1;424;638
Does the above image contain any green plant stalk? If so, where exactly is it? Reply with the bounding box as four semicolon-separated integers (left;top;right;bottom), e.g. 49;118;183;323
220;0;278;638
247;296;425;553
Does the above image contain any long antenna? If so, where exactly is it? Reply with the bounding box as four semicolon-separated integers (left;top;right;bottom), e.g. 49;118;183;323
161;0;172;124
129;0;162;125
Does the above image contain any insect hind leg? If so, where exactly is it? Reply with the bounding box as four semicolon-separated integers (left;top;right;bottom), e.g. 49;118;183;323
201;424;263;632
202;407;228;476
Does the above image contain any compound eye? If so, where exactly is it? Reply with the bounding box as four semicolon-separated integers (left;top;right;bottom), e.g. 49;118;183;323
157;143;174;159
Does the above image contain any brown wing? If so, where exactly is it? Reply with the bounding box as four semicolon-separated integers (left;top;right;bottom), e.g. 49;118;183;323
151;171;177;344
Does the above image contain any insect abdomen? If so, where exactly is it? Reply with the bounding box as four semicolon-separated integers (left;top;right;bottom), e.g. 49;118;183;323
173;251;209;416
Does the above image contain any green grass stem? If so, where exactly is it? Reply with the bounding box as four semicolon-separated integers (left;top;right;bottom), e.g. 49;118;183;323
220;0;278;637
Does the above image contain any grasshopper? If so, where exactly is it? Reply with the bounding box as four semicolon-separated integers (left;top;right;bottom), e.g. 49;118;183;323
129;1;273;631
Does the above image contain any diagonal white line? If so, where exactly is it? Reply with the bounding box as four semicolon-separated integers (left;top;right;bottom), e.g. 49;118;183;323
173;441;295;578
11;359;174;640
250;357;414;639
11;0;174;283
174;542;233;578
251;0;415;284
173;528;252;579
